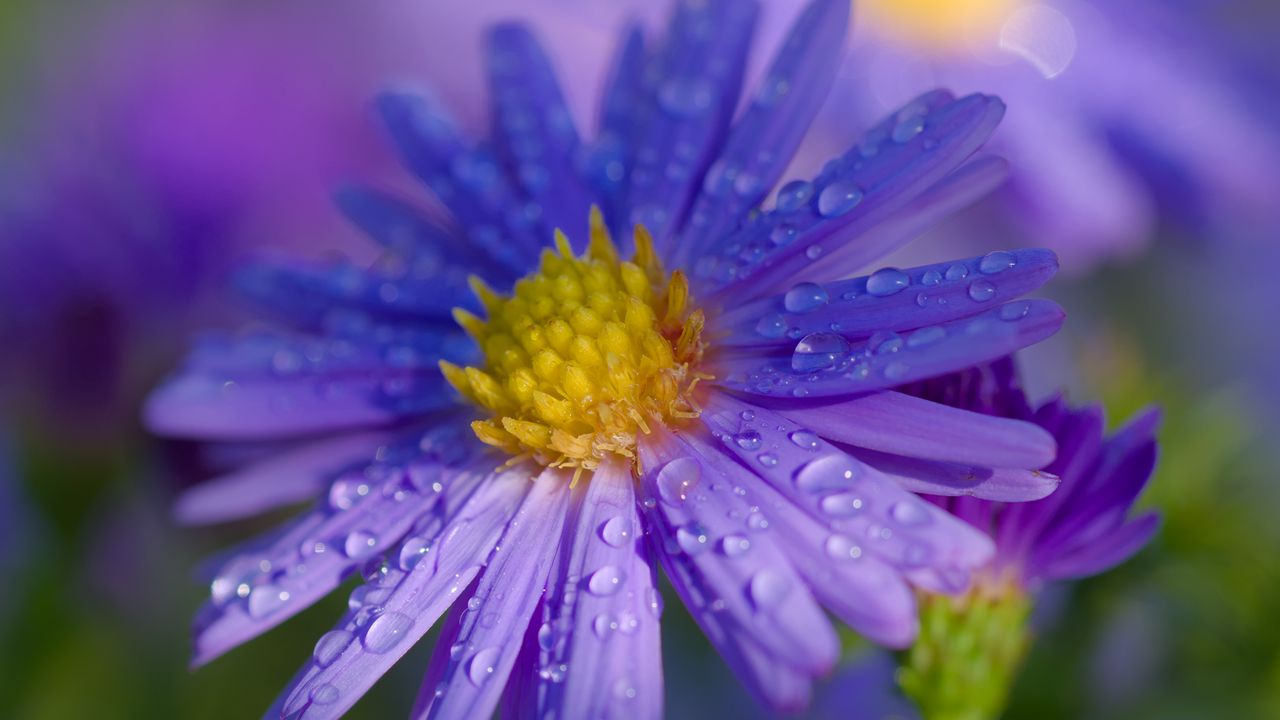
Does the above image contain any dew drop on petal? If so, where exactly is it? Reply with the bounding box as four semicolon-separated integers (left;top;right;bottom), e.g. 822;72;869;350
719;534;751;557
794;454;859;493
362;611;414;653
734;430;763;451
819;492;866;517
791;332;850;373
906;326;946;348
309;684;340;705
866;267;909;297
587;565;627;596
967;279;996;302
656;457;701;506
944;263;969;281
467;647;502;686
313;630;353;668
788;430;820;450
824;534;863;561
676;523;711;555
599;516;632;548
815;180;865;217
999;302;1030;321
783;282;829;313
747;570;790;611
775;180;814;212
757;452;779;467
343;531;379;559
978;251;1016;274
891;501;932;526
755;313;788;339
247;584;289;618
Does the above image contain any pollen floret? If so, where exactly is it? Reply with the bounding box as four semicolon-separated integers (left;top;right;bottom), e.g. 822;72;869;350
442;209;709;470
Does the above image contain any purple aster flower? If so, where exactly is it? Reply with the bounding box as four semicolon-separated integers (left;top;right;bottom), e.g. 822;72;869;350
148;1;1071;715
895;356;1159;717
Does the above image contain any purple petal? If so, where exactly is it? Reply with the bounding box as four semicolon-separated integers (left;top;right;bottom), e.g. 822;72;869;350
637;425;839;708
672;0;849;266
624;0;759;248
712;299;1065;400
852;447;1059;502
523;458;662;720
1036;512;1160;583
267;462;535;720
774;389;1056;469
580;26;646;239
175;430;394;525
194;438;491;667
486;23;594;246
710;248;1058;348
699;392;993;584
412;468;570;720
376;91;541;274
698;91;1006;299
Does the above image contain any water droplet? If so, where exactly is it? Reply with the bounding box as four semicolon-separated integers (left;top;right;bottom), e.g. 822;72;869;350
467;597;483;612
999;302;1030;321
788;430;820;450
467;647;502;686
587;566;627;596
819;492;866;517
891;501;932;526
247;584;289;618
783;282;829;313
891;113;926;143
313;630;353;668
978;251;1016;274
676;523;711;555
362;611;414;653
399;536;431;571
344;531;379;559
537;622;562;651
646;587;664;618
906;326;946;348
754;313;788;339
824;534;864;561
757;452;778;467
868;331;903;355
816;180;865;217
719;534;752;557
769;223;798;247
794;454;860;493
734;430;763;451
921;269;943;286
656;457;701;506
805;245;824;260
967;279;996;302
614;677;638;702
866;267;909;297
329;478;370;510
747;571;790;611
775;180;814;212
599;516;632;548
883;362;910;381
746;512;770;531
617;611;639;635
310;684;340;705
593;614;617;639
791;332;850;373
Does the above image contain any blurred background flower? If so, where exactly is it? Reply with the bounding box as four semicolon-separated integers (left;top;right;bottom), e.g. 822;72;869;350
1;0;1279;718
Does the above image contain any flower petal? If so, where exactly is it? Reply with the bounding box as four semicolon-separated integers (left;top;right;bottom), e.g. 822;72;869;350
712;299;1065;400
852;447;1059;502
174;430;395;525
580;26;646;243
711;248;1058;348
1036;512;1160;582
698;91;1006;299
376;91;541;274
519;458;663;720
672;0;850;266
774;389;1056;470
194;432;490;667
267;463;535;720
412;468;570;720
637;424;839;705
623;0;759;248
699;392;993;584
486;23;595;246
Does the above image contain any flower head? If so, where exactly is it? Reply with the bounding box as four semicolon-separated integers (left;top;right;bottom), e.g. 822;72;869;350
149;1;1070;715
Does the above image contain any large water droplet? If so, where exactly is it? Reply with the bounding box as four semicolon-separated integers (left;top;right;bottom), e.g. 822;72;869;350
747;571;790;611
362;611;414;653
734;430;763;451
656;457;701;506
719;534;752;557
755;313;788;339
891;501;932;526
599;516;632;548
824;534;863;561
313;630;353;668
866;268;909;297
999;302;1030;321
467;647;502;686
791;332;850;373
783;282;829;313
593;614;617;640
816;180;864;217
757;452;779;467
247;584;289;618
587;566;627;596
819;492;865;517
399;536;431;571
344;531;379;559
967;279;996;302
794;454;860;493
537;622;563;651
329;478;370;510
978;251;1016;274
775;180;814;212
944;263;969;281
646;587;664;618
788;430;820;450
676;523;711;555
310;684;340;705
769;223;798;247
891;113;926;143
921;269;943;286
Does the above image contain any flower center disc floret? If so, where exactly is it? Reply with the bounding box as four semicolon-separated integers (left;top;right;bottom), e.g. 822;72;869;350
442;209;710;475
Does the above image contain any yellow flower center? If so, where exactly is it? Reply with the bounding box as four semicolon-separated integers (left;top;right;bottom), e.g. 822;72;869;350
859;0;1020;51
441;209;710;477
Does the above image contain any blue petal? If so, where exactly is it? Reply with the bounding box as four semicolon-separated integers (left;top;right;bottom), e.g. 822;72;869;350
672;0;850;267
695;91;1006;298
712;299;1065;399
486;24;596;248
711;248;1059;348
579;25;647;246
376;91;542;274
622;0;759;249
